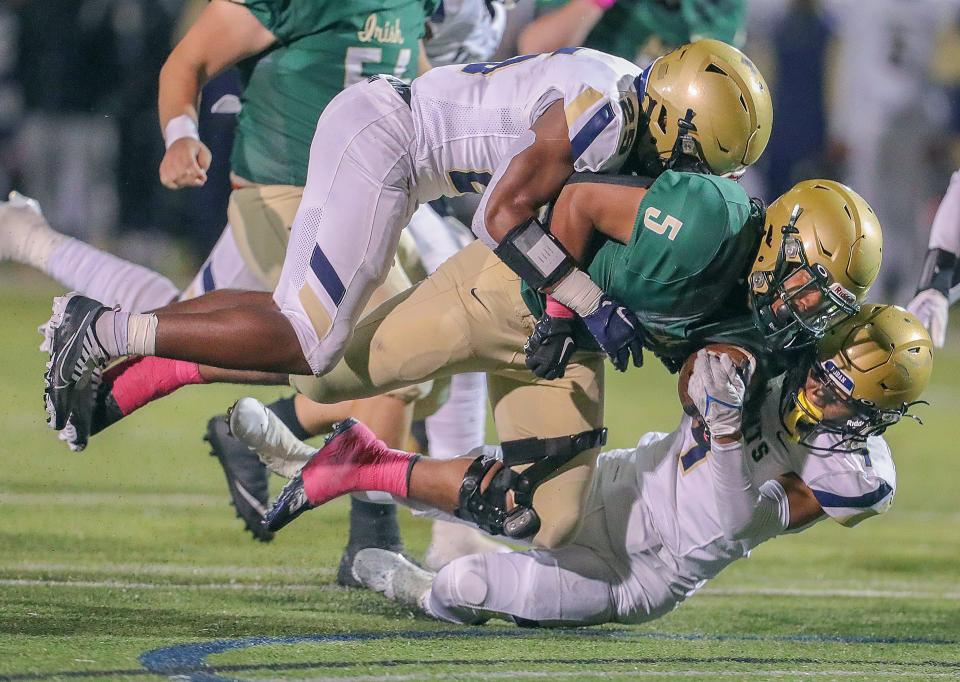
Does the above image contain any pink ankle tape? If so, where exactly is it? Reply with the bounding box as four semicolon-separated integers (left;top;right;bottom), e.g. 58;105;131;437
546;295;575;319
351;446;415;498
110;356;207;416
589;0;616;8
301;422;416;504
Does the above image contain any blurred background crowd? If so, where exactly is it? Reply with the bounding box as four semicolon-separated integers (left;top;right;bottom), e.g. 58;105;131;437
2;0;960;303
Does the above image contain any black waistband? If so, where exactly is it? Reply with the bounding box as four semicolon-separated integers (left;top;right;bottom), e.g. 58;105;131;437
369;74;412;108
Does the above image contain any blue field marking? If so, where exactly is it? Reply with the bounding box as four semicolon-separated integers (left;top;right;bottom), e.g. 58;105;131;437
137;628;960;682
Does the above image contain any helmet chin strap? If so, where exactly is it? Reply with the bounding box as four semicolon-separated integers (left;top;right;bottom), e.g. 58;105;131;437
782;388;823;442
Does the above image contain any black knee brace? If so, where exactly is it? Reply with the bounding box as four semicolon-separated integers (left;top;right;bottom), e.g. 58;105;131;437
454;428;607;539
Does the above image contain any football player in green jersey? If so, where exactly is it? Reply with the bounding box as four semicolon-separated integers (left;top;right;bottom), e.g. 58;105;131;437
520;0;746;64
251;173;881;545
100;172;877;549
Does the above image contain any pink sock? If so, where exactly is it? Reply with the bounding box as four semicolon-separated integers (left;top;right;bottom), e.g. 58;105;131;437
108;356;207;416
301;421;416;505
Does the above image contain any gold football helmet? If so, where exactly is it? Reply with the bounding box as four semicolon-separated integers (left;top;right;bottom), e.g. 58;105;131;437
639;39;773;176
750;180;883;350
782;304;933;447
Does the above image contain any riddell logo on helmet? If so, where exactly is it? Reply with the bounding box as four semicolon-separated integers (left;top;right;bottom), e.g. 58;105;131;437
829;282;856;305
822;360;854;395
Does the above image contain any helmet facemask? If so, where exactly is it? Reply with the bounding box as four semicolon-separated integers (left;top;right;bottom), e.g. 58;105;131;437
779;359;926;455
751;205;860;351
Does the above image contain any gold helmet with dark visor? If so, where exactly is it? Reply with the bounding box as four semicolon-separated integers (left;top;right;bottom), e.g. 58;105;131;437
751;180;883;351
781;304;933;451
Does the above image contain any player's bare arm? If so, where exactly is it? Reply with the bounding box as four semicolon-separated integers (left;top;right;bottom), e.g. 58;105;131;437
158;0;277;189
547;180;645;259
778;473;826;530
517;0;606;55
480;100;575;247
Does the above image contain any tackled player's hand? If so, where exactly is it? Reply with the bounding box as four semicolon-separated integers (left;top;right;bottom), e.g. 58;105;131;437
580;295;644;372
686;346;756;440
524;314;578;380
159;137;212;189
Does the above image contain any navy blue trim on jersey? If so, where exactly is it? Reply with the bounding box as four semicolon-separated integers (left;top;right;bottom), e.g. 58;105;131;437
812;481;893;509
570;102;615;161
309;245;345;306
680;444;708;472
201;263;215;293
634;61;653;101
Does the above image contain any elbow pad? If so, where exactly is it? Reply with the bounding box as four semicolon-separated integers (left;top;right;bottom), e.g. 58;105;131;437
493;217;576;291
917;248;957;296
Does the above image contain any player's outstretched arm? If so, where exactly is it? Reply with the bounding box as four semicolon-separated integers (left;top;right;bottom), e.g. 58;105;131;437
158;0;276;189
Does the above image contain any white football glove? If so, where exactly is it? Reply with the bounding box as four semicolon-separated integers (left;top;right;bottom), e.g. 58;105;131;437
687;349;756;439
906;289;948;348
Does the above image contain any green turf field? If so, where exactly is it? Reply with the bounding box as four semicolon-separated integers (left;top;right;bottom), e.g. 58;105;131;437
1;271;958;681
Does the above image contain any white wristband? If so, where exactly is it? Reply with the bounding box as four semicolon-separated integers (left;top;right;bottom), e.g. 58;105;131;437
551;269;604;316
163;114;200;149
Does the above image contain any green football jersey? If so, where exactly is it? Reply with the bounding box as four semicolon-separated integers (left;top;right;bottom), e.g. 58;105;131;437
534;0;745;62
229;0;433;186
522;170;767;367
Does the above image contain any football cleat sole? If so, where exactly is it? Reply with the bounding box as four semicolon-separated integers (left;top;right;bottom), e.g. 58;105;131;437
205;415;274;543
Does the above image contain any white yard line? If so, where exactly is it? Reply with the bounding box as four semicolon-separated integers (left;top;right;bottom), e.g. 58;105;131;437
3;491;958;523
0;560;335;579
250;670;959;682
0;577;339;592
703;586;960;601
2;568;958;601
0;491;225;507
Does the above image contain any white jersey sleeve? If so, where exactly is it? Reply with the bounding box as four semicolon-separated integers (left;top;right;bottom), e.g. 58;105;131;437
564;74;640;173
928;169;960;256
799;437;896;528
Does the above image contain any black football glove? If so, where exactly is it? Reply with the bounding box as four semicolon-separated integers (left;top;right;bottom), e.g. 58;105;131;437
524;314;578;380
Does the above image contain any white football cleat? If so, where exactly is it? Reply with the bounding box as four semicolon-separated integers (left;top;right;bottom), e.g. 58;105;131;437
228;396;316;478
0;191;63;266
352;548;436;613
424;520;511;572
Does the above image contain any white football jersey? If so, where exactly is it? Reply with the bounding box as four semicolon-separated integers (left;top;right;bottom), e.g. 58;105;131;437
425;0;507;67
597;374;896;598
409;48;642;201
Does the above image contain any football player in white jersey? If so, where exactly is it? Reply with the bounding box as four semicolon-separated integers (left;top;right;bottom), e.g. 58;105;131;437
907;169;960;348
230;304;931;626
42;40;773;437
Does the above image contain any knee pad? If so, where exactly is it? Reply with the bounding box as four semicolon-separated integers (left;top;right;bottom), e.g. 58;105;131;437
433;554;489;608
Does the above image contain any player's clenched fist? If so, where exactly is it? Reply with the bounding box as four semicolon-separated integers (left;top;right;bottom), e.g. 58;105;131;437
159;137;212;189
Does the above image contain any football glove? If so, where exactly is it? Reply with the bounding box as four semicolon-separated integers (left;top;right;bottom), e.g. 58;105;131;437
580;295;644;372
524;314;578;380
906;288;948;348
687;348;756;439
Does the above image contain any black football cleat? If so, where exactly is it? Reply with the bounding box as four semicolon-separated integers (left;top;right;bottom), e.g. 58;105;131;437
205;414;274;542
263;472;314;533
42;293;111;430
